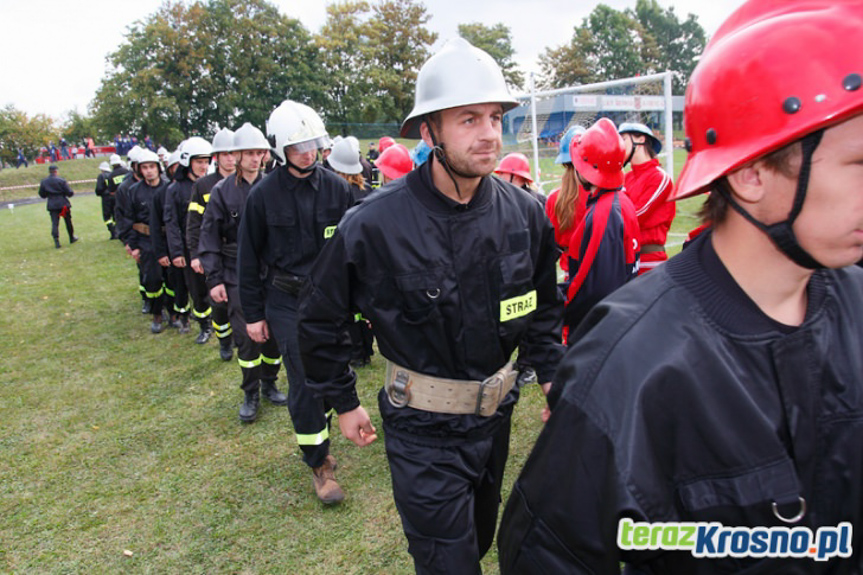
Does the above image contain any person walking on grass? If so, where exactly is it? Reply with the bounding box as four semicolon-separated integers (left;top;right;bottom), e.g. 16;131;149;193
38;165;78;249
237;100;355;505
298;38;564;573
200;123;288;423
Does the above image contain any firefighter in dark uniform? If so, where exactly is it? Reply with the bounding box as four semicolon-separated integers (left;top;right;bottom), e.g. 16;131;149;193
115;147;150;313
94;161;115;239
237;100;355;504
200;123;288;422
38;165;78;249
105;154;129;240
151;144;185;329
187;128;235;359
165;137;213;340
115;150;169;333
498;1;863;573
297;38;564;573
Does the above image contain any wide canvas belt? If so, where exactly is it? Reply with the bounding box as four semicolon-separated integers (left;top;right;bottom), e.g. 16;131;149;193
132;223;150;235
384;359;517;417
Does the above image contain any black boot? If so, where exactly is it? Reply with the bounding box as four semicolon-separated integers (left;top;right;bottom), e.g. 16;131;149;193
260;379;288;406
141;299;152;315
54;237;61;249
239;387;260;423
195;321;212;344
219;337;233;361
178;316;191;334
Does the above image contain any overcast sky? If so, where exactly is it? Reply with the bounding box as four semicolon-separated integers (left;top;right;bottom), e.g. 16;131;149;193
0;0;748;121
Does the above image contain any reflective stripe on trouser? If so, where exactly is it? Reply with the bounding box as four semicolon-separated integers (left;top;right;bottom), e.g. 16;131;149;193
182;265;210;324
101;195;116;225
137;238;164;316
211;301;232;339
265;288;331;468
169;265;190;315
383;416;512;575
227;284;280;392
161;267;175;315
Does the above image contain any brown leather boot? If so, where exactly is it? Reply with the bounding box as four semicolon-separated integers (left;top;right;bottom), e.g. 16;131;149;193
311;454;344;504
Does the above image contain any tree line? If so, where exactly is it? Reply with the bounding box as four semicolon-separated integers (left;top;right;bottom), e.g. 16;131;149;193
0;0;706;163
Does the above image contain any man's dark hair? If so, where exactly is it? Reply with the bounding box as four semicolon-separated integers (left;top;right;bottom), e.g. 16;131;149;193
698;140;802;225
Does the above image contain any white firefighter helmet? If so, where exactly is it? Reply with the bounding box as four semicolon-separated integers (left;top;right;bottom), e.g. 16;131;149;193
211;127;235;153
156;146;169;161
99;161;110;172
328;137;362;175
179;136;213;167
232;122;270;151
400;37;519;138
167;147;182;169
109;153;122;166
265;100;329;164
127;145;144;164
137;149;163;172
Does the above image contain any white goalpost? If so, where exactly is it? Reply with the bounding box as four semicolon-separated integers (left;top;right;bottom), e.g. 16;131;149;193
503;71;675;193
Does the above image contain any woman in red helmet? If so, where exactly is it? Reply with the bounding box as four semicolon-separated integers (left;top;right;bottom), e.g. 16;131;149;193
563;118;640;337
500;1;863;572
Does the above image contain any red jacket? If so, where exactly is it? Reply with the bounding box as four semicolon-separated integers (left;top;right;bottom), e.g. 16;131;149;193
624;158;674;274
546;186;588;277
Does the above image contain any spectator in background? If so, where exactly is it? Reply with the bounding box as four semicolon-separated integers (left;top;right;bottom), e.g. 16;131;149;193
16;148;28;168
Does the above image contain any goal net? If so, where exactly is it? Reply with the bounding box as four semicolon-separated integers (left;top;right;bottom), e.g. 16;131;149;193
502;71;674;194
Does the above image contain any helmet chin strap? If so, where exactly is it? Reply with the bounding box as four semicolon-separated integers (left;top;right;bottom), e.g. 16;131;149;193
716;130;825;270
284;151;318;175
426;117;468;200
623;138;642;167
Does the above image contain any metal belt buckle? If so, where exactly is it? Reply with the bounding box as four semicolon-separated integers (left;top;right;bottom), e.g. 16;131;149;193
388;370;411;408
475;371;503;416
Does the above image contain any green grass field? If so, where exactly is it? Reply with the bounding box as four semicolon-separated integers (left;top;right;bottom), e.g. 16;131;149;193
0;145;705;573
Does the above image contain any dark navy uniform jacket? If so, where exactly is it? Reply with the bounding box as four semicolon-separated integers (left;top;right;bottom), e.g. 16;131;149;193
298;159;565;441
237;164;355;324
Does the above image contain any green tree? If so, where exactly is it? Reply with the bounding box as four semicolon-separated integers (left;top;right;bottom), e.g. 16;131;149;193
457;22;524;91
61;109;97;145
537;27;596;89
0;105;56;164
314;1;374;134
537;2;705;92
631;0;705;93
90;0;322;147
584;4;646;81
365;0;437;124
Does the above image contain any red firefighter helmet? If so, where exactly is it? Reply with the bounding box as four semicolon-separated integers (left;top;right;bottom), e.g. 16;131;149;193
378;136;397;153
375;144;413;180
570;118;625;189
494;152;533;182
674;0;863;199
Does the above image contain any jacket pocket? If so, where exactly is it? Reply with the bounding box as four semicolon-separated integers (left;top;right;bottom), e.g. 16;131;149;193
265;210;296;258
676;458;801;515
395;270;443;325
